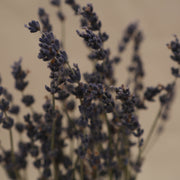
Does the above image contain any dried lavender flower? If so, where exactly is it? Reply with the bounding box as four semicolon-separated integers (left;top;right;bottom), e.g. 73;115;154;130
22;95;35;107
0;2;179;180
25;20;40;33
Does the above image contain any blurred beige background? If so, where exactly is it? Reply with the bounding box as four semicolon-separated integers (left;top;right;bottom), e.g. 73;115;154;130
0;0;180;179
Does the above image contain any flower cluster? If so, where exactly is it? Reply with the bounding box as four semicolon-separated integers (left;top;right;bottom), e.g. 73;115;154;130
0;1;179;180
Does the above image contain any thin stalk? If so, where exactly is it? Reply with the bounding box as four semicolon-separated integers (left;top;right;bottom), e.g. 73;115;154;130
80;159;84;180
136;137;142;164
4;112;15;162
63;105;75;163
5;112;21;179
9;128;15;162
50;93;58;180
142;105;163;154
124;165;130;180
23;169;28;180
73;155;80;179
51;93;56;150
104;114;113;180
145;79;176;155
123;133;130;180
15;114;23;142
30;106;35;114
66;61;76;76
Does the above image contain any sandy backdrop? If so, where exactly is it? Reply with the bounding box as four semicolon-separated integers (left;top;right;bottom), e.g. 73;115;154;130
0;0;180;179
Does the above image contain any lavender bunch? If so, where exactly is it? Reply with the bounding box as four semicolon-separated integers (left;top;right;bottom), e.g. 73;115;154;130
0;1;179;180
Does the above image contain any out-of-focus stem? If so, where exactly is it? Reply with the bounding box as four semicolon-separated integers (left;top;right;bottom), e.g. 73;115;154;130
5;111;22;179
104;113;113;180
50;93;58;180
51;93;56;150
4;112;15;162
9;128;15;162
80;159;84;180
63;102;75;165
142;105;163;154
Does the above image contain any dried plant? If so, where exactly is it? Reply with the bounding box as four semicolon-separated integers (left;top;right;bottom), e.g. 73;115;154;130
0;1;179;180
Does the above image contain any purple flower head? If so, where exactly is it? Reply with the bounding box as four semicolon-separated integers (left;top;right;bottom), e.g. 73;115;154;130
38;32;60;61
50;0;60;6
15;123;24;133
11;59;26;79
0;98;9;111
11;59;28;91
167;35;180;64
171;67;180;78
65;0;80;14
22;95;35;107
144;86;162;101
2;116;14;129
9;105;20;115
77;29;102;50
68;64;81;83
25;20;40;33
81;4;101;31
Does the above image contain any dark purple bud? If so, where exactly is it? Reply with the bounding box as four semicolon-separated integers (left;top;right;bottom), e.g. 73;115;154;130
33;159;41;169
9;105;20;115
25;20;40;33
0;98;9;111
50;0;60;6
30;146;39;157
15;123;24;133
144;86;162;101
3;116;14;129
57;11;65;21
22;95;35;107
171;67;180;78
